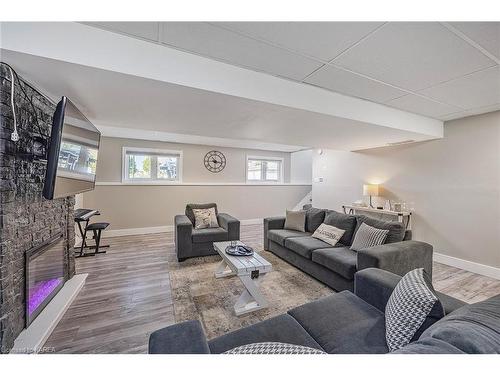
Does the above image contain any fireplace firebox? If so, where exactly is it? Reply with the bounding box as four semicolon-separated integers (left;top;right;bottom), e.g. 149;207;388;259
25;233;67;327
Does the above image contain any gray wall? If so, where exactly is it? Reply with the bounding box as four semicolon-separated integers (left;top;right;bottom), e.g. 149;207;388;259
82;137;311;230
84;184;310;230
95;137;292;183
290;149;312;184
312;111;500;269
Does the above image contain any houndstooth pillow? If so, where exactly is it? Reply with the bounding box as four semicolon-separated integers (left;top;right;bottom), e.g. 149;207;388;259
385;268;445;351
224;342;326;354
350;222;389;251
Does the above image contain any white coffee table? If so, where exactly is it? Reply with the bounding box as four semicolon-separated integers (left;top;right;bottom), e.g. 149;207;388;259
213;241;272;316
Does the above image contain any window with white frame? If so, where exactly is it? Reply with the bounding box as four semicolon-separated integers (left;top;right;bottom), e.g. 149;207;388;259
122;147;182;182
246;156;283;183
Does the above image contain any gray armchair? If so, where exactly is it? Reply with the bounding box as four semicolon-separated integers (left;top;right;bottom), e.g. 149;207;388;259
175;203;240;262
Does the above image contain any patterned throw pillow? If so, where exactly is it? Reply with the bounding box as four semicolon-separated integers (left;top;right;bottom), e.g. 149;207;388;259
350;222;389;251
224;342;326;354
312;223;345;247
385;268;445;351
192;208;218;229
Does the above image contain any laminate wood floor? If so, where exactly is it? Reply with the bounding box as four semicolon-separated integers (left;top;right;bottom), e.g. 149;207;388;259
45;224;500;353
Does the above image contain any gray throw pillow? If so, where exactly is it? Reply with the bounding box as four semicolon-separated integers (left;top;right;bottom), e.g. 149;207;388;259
385;268;444;351
304;207;326;233
350;222;389;251
284;209;306;232
323;210;357;245
355;215;405;244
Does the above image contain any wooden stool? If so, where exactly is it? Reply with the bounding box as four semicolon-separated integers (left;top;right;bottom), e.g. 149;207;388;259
76;222;110;258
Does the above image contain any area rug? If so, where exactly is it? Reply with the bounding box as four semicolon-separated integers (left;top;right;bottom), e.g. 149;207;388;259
168;249;333;340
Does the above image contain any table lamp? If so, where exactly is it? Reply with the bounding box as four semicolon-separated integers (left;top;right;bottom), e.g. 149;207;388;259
363;184;379;208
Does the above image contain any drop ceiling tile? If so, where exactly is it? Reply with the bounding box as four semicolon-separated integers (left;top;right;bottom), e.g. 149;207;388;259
215;22;384;62
334;22;497;91
387;94;462;119
438;103;500;121
449;22;500;60
304;64;407;103
83;22;160;42
462;103;500;117
419;66;500;110
159;22;323;81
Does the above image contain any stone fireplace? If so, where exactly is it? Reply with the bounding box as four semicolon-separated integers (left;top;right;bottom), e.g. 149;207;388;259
0;65;76;353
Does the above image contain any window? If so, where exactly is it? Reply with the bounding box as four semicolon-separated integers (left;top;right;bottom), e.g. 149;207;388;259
246;156;283;183
122;147;182;182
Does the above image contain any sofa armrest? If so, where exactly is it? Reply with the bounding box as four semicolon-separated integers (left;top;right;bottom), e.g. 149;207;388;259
149;320;210;354
263;216;286;250
175;215;193;261
355;268;467;314
218;213;240;241
354;268;401;312
357;240;433;277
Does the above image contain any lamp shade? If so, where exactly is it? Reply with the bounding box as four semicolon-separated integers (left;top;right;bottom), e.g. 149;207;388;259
363;184;379;196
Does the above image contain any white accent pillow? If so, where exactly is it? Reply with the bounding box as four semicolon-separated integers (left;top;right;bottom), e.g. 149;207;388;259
193;207;219;229
312;223;346;247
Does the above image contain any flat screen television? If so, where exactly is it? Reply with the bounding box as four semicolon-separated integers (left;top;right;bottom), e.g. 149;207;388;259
43;97;101;200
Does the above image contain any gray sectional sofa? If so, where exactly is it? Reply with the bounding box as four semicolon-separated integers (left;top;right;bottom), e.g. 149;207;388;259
264;207;433;291
148;268;500;354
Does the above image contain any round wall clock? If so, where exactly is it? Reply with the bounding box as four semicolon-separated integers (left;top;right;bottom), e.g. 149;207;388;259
204;150;226;173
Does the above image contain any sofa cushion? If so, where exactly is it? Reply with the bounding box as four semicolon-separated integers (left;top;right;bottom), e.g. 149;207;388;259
311;247;357;279
304;207;327;233
267;229;311;246
323;210;357;245
208;314;323;354
355;215;405;244
186;203;218;226
288;291;388;354
192;227;228;243
284;236;332;259
416;294;500;354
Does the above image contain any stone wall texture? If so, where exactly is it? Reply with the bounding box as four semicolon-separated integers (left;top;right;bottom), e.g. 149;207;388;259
0;64;75;353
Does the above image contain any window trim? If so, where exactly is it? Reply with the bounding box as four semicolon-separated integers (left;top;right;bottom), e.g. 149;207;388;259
122;147;183;184
246;155;284;184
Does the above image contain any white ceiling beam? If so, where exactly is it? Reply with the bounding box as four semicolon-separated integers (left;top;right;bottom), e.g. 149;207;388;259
0;22;443;138
97;124;307;152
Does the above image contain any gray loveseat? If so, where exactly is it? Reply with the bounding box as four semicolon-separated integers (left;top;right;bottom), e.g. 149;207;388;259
175;203;240;261
148;268;500;354
264;207;432;291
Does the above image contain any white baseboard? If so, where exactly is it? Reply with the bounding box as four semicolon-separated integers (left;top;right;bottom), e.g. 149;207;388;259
434;252;500;280
12;274;87;353
103;218;263;238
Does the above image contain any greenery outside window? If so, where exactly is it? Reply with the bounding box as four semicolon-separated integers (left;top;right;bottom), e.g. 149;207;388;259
122;147;182;183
